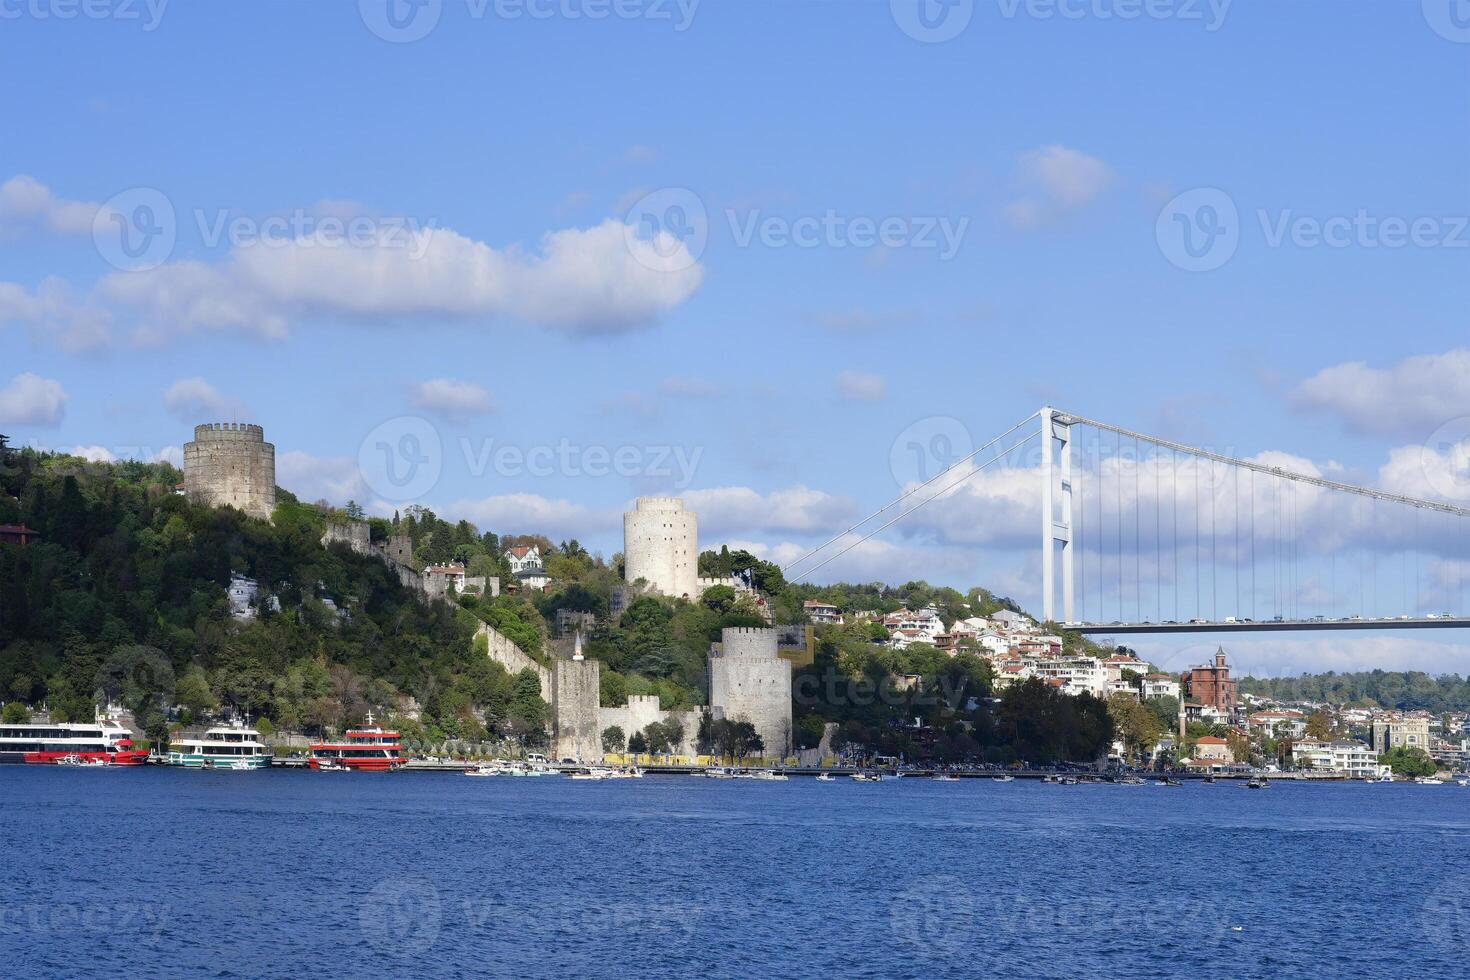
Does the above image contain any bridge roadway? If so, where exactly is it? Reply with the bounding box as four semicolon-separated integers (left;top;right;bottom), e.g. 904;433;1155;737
1070;616;1470;635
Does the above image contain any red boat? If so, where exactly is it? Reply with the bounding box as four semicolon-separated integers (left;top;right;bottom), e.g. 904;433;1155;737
0;720;149;766
308;728;404;771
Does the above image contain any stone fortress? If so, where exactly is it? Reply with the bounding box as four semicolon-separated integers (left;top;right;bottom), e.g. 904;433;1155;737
181;426;795;762
183;423;276;521
622;496;699;599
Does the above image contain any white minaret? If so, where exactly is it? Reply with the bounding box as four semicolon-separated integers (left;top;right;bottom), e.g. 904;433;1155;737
572;630;584;661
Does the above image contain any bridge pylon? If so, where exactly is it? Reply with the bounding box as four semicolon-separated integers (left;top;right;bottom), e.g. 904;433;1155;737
1040;406;1074;624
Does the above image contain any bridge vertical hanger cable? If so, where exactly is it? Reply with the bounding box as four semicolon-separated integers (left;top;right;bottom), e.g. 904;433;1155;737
1156;448;1162;625
1077;446;1085;625
1234;465;1240;620
1172;449;1179;623
1194;456;1201;620
1134;435;1141;624
1116;430;1123;623
1210;459;1217;621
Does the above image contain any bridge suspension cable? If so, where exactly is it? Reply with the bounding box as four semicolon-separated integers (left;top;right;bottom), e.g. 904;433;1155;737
1054;408;1470;632
788;427;1042;585
781;410;1041;578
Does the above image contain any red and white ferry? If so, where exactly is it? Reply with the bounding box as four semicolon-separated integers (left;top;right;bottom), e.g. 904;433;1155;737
308;728;404;771
0;719;149;766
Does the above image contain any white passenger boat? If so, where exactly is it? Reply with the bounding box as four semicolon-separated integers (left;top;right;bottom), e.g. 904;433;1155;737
167;725;272;769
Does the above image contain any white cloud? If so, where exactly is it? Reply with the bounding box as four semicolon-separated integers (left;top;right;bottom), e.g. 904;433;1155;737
723;535;977;585
67;445;117;462
275;450;373;507
100;219;703;343
0;277;112;351
448;493;618;538
684;485;859;535
410;378;494;420
1005;145;1114;230
0;175;99;236
1293;350;1470;437
837;370;886;402
0;372;67;426
163;377;249;423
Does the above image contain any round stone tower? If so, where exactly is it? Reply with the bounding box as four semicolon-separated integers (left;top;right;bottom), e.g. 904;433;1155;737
623;496;698;598
183;423;276;521
708;627;792;760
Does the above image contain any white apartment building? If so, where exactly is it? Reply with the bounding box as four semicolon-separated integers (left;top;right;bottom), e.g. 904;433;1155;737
1032;657;1107;698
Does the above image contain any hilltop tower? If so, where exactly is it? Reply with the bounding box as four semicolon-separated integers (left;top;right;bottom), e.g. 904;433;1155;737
183;423;276;521
623;496;698;599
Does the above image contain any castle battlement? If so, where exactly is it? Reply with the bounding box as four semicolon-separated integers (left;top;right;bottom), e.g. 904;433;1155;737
192;422;266;442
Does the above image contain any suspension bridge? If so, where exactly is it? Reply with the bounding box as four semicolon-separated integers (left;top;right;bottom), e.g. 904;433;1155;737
783;407;1470;635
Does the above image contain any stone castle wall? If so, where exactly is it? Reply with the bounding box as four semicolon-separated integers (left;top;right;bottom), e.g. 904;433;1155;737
623;496;698;599
709;627;793;759
476;623;551;700
184;423;276;521
597;694;699;757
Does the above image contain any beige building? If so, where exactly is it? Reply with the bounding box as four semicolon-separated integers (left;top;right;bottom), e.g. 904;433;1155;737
1369;715;1430;754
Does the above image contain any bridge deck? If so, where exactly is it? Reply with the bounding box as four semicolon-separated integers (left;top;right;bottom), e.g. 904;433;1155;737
1071;617;1470;634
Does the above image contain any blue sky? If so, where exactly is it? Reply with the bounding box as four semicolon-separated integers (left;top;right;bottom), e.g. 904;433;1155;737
4;0;1470;673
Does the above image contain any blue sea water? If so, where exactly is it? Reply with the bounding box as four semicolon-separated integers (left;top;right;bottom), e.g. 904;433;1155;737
3;768;1468;979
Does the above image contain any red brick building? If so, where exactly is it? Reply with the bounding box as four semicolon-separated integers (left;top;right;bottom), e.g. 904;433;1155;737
1183;647;1238;717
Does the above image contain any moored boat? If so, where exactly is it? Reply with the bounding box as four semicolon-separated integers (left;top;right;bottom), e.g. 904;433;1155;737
309;727;404;772
0;719;148;766
167;725;272;770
